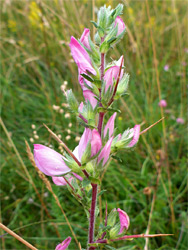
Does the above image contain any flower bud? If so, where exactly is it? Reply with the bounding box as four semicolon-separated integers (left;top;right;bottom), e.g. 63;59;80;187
128;125;140;147
114;16;126;36
104;113;117;138
78;128;102;164
117;208;130;234
104;56;124;93
55;237;71;250
98;137;113;166
34;144;71;176
115;73;129;99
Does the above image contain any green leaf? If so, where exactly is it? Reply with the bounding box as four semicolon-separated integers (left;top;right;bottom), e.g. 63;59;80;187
81;74;94;82
97;189;106;197
106;246;117;250
90;21;98;28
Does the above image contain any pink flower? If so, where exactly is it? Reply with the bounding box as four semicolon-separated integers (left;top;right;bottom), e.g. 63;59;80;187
78;128;102;161
117;208;130;234
52;173;83;186
98;137;114;166
83;90;98;109
69;36;96;75
176;117;184;124
34;144;70;176
114;16;126;36
158;99;167;107
104;56;124;92
55;237;71;250
128;125;140;147
104;112;117;138
164;65;169;71
80;28;91;50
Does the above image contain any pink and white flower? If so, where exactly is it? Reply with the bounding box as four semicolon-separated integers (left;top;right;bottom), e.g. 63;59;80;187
114;16;126;36
104;112;117;138
117;208;130;234
34;144;70;176
104;56;124;92
55;237;71;250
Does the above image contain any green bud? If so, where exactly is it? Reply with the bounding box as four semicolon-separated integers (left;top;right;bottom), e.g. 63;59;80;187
115;73;129;99
107;208;117;227
66;89;78;112
98;6;108;30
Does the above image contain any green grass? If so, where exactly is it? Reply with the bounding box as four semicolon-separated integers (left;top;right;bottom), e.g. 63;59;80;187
0;0;187;249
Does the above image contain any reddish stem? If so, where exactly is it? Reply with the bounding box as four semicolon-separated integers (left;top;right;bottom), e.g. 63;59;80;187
88;37;106;250
88;184;98;246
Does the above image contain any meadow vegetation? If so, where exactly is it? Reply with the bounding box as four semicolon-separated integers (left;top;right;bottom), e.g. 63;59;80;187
0;0;187;249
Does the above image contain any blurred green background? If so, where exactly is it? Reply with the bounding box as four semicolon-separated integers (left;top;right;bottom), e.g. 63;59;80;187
0;0;187;249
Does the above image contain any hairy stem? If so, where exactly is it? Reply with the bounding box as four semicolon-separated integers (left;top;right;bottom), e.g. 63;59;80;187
88;37;106;250
88;184;98;247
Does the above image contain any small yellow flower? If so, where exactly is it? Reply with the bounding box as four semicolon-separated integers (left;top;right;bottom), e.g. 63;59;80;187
8;20;17;32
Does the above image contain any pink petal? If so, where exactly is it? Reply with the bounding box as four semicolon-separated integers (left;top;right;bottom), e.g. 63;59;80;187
78;128;92;160
55;237;71;250
117;208;130;234
80;28;91;50
34;144;70;176
104;56;124;93
104;112;117;138
83;90;98;109
98;137;114;166
69;36;96;75
91;129;102;157
115;16;126;36
128;125;140;147
52;176;70;186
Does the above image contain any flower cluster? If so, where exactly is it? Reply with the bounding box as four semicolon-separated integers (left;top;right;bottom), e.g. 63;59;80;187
32;4;168;250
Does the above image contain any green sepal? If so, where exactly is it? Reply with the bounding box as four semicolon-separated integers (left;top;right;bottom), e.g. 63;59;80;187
81;141;91;165
109;223;121;239
66;89;78;112
107;208;117;227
